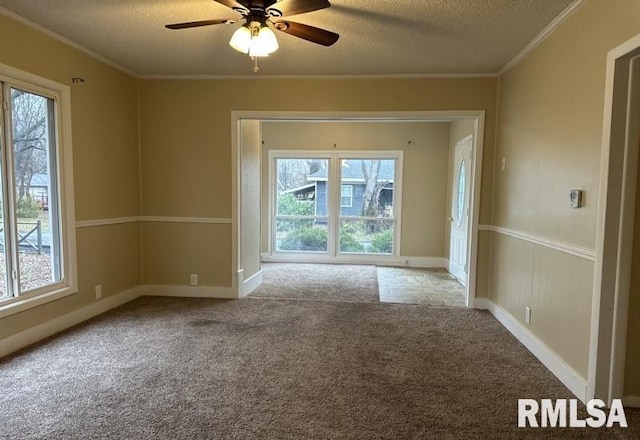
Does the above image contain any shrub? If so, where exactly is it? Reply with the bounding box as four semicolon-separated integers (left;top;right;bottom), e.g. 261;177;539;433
340;231;364;253
369;229;393;254
280;226;327;251
17;196;41;218
277;193;314;216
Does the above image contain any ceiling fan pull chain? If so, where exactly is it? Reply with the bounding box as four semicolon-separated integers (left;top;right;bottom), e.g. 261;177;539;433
253;56;260;73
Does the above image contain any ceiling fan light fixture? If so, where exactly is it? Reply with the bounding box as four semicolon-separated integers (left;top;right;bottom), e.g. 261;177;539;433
229;21;278;58
229;25;252;54
249;26;279;57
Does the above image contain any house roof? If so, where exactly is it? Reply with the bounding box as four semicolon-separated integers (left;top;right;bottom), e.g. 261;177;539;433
283;183;316;195
30;173;48;187
308;159;394;182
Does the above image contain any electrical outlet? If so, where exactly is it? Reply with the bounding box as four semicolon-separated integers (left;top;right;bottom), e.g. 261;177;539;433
95;285;102;300
190;273;198;286
525;306;531;324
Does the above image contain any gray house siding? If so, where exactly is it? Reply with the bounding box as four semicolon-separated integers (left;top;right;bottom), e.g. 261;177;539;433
315;181;393;217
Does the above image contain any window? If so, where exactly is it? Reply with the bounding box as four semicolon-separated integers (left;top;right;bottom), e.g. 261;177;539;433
270;151;401;258
273;157;329;253
339;159;396;255
340;185;353;208
0;65;77;316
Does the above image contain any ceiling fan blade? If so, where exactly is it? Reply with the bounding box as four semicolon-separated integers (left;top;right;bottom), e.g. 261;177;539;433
268;0;330;17
213;0;249;11
273;20;339;46
165;19;239;30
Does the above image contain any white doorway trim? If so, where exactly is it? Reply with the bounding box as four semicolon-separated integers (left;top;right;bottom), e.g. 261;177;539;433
589;34;640;405
231;111;485;308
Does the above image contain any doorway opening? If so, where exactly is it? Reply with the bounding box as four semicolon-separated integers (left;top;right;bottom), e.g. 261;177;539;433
590;35;640;407
233;111;485;309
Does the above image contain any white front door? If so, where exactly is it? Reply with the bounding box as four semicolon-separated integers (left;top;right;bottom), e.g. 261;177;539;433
449;136;472;284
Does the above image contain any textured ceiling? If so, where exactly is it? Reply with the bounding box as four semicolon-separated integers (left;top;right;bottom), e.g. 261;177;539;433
0;0;576;77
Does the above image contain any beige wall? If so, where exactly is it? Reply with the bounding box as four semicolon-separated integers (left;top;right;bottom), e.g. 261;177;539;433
260;121;451;258
490;0;640;381
139;77;497;289
0;14;140;340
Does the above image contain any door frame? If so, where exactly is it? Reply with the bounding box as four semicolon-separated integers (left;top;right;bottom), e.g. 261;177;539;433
231;110;485;308
589;34;640;405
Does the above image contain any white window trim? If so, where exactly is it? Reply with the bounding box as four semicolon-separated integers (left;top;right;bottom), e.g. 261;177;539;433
270;153;332;255
268;150;403;260
0;62;78;319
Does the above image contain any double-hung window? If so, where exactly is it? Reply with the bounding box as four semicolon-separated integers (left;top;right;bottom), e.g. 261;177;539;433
269;151;402;258
0;65;77;316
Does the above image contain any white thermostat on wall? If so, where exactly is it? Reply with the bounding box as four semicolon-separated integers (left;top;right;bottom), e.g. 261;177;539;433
569;189;583;208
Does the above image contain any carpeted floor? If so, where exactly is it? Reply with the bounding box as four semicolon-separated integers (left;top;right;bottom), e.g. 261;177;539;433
249;263;379;302
1;296;637;439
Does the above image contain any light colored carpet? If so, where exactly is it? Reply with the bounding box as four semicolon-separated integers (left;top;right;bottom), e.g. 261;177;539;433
249;263;379;303
1;296;637;439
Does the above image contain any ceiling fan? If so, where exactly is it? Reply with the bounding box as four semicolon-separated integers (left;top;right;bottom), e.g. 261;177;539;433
166;0;339;70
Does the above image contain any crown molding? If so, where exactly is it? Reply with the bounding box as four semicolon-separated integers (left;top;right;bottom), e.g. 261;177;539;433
0;6;137;77
0;1;584;81
138;72;499;80
498;0;586;76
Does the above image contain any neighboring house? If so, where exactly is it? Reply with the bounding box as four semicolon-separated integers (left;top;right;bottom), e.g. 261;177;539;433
28;173;49;210
283;182;316;201
307;160;394;217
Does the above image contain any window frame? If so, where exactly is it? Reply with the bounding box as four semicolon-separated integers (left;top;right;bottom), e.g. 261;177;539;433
271;155;331;254
0;62;78;318
268;150;402;260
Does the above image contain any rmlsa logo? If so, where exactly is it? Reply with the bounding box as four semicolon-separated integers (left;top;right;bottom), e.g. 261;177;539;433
518;399;628;428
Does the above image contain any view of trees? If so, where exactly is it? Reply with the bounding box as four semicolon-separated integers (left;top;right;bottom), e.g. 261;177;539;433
276;158;325;192
0;88;55;294
360;160;390;218
11;88;50;218
275;157;395;254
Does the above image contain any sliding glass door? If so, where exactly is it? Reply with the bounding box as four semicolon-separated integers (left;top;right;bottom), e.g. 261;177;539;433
271;151;401;259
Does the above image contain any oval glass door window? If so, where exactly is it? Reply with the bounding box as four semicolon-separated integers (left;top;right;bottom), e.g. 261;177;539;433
456;160;466;227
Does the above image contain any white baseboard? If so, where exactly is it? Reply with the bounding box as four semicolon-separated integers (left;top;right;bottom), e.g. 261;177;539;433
475;298;588;403
0;286;143;359
139;284;236;299
623;396;640;408
261;253;447;268
239;270;263;297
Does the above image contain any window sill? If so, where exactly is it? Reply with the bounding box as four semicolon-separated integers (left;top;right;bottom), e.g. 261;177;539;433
0;286;77;319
